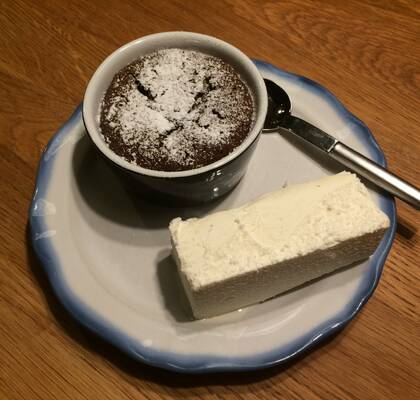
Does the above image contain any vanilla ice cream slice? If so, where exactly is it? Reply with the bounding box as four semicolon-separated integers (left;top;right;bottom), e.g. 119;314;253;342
169;172;390;319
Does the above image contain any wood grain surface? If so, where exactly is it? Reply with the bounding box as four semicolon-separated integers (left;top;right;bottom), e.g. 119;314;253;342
1;0;419;399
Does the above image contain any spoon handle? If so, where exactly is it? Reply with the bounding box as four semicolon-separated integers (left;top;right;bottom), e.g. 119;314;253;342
283;116;420;209
329;142;420;209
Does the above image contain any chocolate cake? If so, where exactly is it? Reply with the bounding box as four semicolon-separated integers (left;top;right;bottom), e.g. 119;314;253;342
99;48;254;171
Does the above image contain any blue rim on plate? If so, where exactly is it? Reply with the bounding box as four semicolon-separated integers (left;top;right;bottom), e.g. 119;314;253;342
29;61;397;373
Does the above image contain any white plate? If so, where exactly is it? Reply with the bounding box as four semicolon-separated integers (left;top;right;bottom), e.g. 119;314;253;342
29;62;396;372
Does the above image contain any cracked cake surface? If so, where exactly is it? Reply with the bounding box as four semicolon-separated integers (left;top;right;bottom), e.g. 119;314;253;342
99;48;254;171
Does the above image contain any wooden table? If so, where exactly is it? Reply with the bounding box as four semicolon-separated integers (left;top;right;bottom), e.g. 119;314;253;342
1;1;419;399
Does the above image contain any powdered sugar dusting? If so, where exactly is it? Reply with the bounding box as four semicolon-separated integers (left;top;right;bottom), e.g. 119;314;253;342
99;48;254;171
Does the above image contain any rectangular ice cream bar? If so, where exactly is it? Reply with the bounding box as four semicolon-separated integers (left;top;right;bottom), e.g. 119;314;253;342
169;172;390;319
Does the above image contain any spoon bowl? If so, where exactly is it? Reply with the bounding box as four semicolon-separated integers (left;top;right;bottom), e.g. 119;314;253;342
263;79;291;132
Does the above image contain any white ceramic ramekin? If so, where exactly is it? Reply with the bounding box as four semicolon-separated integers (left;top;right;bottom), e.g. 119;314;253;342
83;32;267;203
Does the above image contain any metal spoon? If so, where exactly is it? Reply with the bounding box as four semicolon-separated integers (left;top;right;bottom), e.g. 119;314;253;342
263;78;420;210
